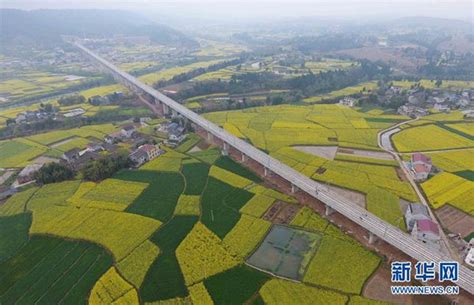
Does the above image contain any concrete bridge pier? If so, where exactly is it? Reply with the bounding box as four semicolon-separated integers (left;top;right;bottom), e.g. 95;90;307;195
162;103;170;115
291;184;298;193
325;205;334;216
171;109;178;117
241;153;247;162
222;142;229;156
264;167;272;176
368;232;378;244
207;131;213;142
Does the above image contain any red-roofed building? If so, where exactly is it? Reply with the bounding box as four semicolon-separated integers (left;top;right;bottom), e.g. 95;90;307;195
410;153;432;181
412;153;432;166
412;219;440;250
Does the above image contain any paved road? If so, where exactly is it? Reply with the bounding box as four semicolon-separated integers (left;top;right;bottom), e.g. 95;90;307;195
73;41;474;294
377;119;460;261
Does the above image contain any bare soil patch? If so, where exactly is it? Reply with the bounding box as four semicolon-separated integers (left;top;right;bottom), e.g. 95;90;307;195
293;145;338;160
326;184;366;208
263;200;300;224
337;148;394;160
436;205;474;238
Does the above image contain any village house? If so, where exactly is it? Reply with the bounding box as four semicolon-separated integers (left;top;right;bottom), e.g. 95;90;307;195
404;203;431;231
465;248;474;268
63;108;86;118
129;144;164;167
104;131;123;144
17;163;44;184
85;143;104;153
120;125;136;138
397;105;429;117
411;219;441;250
339;97;358;107
409;153;432;181
433;103;450;112
62;148;81;163
0;185;16;200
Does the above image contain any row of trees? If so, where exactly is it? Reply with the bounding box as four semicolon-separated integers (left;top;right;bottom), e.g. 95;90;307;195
153;58;244;89
176;59;390;101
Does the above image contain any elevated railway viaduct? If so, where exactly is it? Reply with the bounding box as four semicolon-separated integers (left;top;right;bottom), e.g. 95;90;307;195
72;41;474;295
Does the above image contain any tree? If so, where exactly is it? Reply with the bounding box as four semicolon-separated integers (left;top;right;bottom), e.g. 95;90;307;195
435;79;442;88
6;118;15;126
34;162;75;184
81;153;130;181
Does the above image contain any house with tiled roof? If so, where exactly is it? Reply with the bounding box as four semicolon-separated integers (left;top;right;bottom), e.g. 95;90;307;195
405;203;431;231
410;153;432;181
129;144;164;167
412;219;440;250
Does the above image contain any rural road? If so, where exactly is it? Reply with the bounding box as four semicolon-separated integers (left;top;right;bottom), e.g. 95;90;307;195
377;118;461;261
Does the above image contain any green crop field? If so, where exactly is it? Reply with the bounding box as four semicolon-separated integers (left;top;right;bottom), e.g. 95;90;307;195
1;132;386;304
204;265;270;305
0;236;113;305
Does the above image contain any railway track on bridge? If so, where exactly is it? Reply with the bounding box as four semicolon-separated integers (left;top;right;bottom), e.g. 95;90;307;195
71;41;474;295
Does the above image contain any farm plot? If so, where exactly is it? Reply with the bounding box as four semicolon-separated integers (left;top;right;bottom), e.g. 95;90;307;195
0;213;31;262
0;139;47;168
188;283;213;305
176;222;239;285
421;172;474;214
27;180;81;211
174;195;201;216
0;187;38;216
138;60;225;85
223;215;272;259
214;156;263;183
76;178;148;211
302;81;377;104
204;265;270;305
115;170;184;222
30;205;162;261
0;236;113;305
181;162;210;195
303;235;380;294
239;194;276;218
26;127;105;145
189;147;221;164
142;216;198;302
116;240;160;288
201;177;255;238
89;267;139;305
209;165;253;188
426;149;474;172
290;207;329;232
366;187;405;230
259;279;347;305
247;225;321;280
392;124;474;152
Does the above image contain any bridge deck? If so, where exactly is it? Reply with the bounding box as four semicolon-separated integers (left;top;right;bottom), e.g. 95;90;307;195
73;42;474;294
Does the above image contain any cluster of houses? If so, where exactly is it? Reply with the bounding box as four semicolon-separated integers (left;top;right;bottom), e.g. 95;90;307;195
15;109;55;124
405;202;441;251
394;87;474;117
339;97;358;107
14;107;88;125
157;121;187;148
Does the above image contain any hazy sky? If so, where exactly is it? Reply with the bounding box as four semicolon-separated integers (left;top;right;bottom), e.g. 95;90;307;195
2;0;473;22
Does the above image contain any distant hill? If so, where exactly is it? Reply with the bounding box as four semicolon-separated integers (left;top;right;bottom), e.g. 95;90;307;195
0;9;198;47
